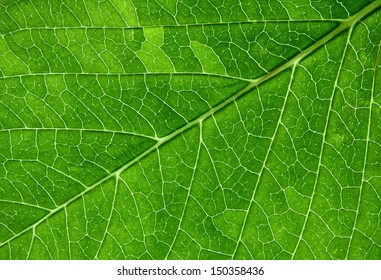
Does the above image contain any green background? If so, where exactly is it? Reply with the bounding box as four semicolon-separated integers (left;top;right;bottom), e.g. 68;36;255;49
0;0;380;259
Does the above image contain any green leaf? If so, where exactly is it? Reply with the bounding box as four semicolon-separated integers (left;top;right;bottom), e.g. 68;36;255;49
0;0;380;260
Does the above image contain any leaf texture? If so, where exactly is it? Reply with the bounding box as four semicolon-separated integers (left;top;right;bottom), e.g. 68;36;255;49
0;0;381;260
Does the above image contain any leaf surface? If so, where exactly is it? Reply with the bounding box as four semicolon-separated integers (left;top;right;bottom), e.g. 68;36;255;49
0;0;381;259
